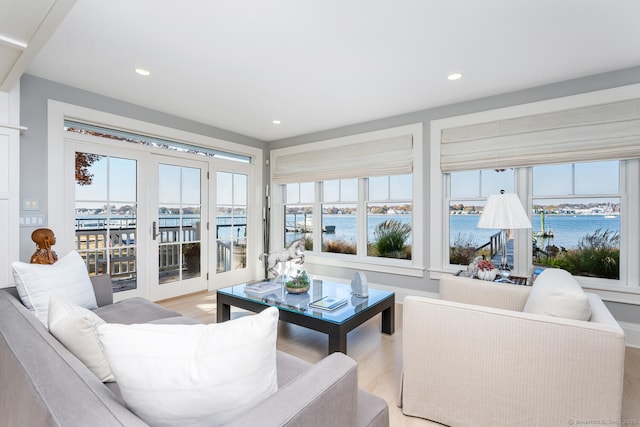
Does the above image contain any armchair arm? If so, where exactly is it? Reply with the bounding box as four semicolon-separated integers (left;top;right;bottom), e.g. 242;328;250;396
227;352;358;427
90;275;114;307
439;274;531;311
400;295;625;427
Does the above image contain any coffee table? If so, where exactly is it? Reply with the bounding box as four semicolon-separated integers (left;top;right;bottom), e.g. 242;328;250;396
216;280;395;354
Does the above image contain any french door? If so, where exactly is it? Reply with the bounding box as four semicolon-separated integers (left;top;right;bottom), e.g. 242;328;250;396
150;155;209;300
70;141;208;301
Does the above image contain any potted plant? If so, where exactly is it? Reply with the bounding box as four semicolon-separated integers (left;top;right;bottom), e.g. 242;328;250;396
285;269;311;293
183;243;200;273
476;259;496;281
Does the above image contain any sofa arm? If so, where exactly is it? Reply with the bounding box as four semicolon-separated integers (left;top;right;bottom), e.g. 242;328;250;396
227;352;358;427
90;275;114;307
400;295;625;426
439;274;531;311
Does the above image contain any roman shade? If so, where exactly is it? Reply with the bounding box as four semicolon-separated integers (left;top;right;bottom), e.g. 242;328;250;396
440;98;640;172
271;135;413;184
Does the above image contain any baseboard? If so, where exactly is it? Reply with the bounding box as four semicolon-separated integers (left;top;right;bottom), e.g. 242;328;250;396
619;321;640;348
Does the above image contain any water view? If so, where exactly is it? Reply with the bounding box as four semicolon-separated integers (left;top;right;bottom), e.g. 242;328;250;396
286;213;619;250
450;213;620;249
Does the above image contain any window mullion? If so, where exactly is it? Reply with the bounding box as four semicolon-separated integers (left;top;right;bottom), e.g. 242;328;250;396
357;178;367;259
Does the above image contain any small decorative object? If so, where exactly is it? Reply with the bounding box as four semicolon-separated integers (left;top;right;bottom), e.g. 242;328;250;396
259;239;306;278
285;269;310;294
350;271;369;297
30;228;58;265
476;260;496;281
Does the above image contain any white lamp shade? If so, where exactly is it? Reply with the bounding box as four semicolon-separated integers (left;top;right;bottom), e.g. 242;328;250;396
477;192;532;230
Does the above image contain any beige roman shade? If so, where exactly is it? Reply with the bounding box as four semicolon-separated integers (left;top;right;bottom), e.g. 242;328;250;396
271;135;413;184
441;98;640;172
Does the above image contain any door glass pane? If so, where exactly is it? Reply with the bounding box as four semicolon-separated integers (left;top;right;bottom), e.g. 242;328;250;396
158;165;202;284
217;172;248;273
74;153;138;293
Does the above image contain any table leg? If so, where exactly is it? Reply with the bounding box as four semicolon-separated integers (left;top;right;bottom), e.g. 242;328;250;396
381;303;395;335
328;330;347;354
217;301;231;323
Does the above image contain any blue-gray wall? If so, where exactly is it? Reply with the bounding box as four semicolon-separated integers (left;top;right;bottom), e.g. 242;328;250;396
269;65;640;323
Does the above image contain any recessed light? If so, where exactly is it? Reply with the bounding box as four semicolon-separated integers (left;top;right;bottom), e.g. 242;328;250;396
448;73;462;81
272;120;282;125
135;68;151;76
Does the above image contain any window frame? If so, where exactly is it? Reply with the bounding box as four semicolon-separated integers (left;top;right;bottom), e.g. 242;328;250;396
430;84;640;304
271;123;424;277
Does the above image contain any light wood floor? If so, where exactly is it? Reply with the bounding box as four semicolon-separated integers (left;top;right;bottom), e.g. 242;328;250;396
158;291;640;426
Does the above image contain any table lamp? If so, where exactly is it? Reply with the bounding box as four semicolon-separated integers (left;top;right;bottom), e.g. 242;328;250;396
477;190;532;282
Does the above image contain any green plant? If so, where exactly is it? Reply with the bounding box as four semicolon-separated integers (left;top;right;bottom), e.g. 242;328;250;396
533;229;620;279
373;219;411;259
183;243;200;257
286;270;310;288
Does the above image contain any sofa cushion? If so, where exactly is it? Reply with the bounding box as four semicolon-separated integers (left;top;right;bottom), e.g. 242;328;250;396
11;251;97;326
48;294;115;382
97;307;279;427
92;297;182;324
523;268;591;321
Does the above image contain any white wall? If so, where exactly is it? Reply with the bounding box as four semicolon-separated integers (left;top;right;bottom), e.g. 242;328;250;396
0;83;21;287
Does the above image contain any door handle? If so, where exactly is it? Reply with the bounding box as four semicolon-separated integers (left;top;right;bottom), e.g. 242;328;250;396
152;221;160;240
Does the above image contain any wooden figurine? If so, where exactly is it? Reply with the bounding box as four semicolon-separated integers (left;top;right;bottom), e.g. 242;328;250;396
30;228;58;265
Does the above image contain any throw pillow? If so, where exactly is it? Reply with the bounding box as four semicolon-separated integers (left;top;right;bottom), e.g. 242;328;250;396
523;268;591;321
11;251;98;326
48;294;114;382
97;307;279;427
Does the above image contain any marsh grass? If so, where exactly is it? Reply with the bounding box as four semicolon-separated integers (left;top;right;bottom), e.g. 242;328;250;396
534;228;620;279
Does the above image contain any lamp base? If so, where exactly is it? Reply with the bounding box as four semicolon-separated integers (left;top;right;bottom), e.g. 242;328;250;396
495;265;515;284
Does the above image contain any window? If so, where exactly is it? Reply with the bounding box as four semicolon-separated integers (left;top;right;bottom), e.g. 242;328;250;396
367;174;413;259
446;161;623;281
532;161;620;280
431;87;640;298
74;152;138;292
322;179;358;255
448;169;514;266
271;123;423;275
284;182;314;249
216;172;248;273
282;174;415;261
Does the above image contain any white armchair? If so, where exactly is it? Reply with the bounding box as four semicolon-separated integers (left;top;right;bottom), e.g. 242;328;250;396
399;272;625;426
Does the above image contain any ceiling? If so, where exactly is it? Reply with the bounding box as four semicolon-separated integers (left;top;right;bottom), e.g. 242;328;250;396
3;0;640;141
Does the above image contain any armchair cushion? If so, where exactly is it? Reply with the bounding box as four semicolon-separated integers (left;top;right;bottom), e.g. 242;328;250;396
523;268;591;321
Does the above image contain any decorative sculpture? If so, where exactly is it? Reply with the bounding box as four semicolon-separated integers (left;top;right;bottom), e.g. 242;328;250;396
350;271;369;298
30;228;58;265
260;239;306;278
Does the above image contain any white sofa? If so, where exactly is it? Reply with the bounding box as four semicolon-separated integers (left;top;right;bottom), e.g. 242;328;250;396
399;269;626;426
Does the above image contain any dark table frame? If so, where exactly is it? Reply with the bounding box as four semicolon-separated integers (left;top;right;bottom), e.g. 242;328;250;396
216;288;395;354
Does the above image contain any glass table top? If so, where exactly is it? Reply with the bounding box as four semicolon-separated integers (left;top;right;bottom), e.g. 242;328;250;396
217;280;394;325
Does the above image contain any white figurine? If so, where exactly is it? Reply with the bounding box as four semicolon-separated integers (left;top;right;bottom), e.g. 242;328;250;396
351;271;369;298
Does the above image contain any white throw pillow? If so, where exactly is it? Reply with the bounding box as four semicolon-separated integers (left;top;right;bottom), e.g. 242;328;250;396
97;307;279;427
48;294;114;382
523;268;591;321
12;251;98;326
